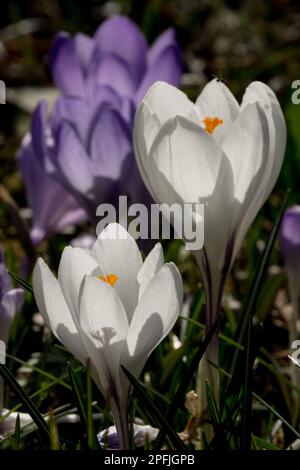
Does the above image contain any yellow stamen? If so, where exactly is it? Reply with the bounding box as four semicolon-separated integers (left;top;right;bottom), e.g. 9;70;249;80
203;116;223;134
98;273;119;287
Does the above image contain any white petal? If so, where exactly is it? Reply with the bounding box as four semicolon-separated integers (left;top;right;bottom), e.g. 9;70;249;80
134;81;199;198
147;115;235;273
195;78;240;141
78;275;129;396
91;223;143;322
32;258;87;364
58;246;100;326
123;263;182;377
220;102;270;204
241;81;286;201
141;81;198;127
137;243;164;299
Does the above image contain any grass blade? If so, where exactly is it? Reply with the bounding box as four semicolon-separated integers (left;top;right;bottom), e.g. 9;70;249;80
7;271;33;294
154;312;223;449
67;362;87;429
121;365;186;450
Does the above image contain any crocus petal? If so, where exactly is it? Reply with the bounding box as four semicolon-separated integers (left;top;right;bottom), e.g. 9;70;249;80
221;103;271;265
195;78;240;141
78;275;129;395
30;101;48;160
241;81;287;202
89;107;132;179
18;136;87;245
93;15;147;83
124;263;182;377
74;32;94;73
280;206;300;282
135;45;182;104
32;258;87;364
0;410;32;435
91;223;143;322
56;122;94;194
137;243;164;299
91;54;136;97
58;247;100;323
146;115;235;273
52;96;92;145
147;28;177;66
51;33;85;98
1;289;24;320
133;82;199;195
220;103;269;204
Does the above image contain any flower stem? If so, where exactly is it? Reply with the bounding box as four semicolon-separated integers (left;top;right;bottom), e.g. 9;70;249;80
111;398;130;450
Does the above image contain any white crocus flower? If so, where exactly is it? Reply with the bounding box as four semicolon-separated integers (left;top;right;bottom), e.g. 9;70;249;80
32;223;182;449
133;79;286;426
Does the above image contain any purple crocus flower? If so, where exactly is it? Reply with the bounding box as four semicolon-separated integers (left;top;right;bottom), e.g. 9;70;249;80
18;15;182;237
51;15;182;105
279;206;300;286
17;107;87;245
98;424;159;449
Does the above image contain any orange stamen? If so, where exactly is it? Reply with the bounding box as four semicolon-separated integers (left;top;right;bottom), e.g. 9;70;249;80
203;116;223;134
98;274;119;287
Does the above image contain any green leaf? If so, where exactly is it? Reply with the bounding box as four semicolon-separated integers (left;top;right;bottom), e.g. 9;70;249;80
14;413;20;449
251;434;280;450
85;360;99;450
222;189;291;405
0;363;49;444
121;365;186;450
7;271;33;294
154;313;223;450
253;392;300;440
68;362;87;430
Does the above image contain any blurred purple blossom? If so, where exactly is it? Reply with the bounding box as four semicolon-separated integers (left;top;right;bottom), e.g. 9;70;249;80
0;246;24;346
51;15;182;105
279;206;300;284
17;15;182;239
98;423;159;449
17;116;87;246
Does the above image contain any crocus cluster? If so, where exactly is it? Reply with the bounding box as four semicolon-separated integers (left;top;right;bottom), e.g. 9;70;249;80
133;78;286;419
18;15;182;243
33;223;182;449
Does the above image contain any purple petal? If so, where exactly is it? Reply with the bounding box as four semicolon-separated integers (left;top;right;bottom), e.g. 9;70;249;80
88;107;132;179
93;15;147;83
30;101;48;160
52;96;92;146
74;32;94;73
279;206;300;278
2;289;24;320
18;135;87;244
135;44;182;104
51;32;86;97
90;54;136;97
147;28;177;66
